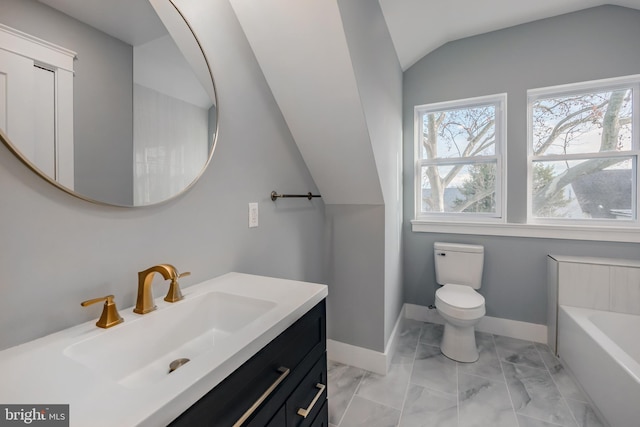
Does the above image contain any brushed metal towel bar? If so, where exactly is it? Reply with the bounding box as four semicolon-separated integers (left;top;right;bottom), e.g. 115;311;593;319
271;191;321;201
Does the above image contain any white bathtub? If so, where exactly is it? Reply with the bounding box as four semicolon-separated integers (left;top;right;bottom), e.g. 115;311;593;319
558;305;640;427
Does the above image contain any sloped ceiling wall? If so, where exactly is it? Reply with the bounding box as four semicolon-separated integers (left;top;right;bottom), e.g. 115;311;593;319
228;0;383;205
380;0;640;70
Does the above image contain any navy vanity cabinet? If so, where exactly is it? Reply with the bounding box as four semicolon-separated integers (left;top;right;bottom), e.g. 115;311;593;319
284;354;328;427
169;299;327;427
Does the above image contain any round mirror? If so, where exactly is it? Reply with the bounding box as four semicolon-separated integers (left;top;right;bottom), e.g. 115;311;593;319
0;0;218;207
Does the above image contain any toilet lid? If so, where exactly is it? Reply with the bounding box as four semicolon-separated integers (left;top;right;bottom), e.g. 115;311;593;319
436;284;484;309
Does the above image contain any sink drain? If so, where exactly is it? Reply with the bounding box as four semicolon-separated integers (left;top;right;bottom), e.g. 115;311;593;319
169;358;190;373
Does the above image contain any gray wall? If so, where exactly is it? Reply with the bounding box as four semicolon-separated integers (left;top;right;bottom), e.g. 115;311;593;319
0;0;324;351
324;205;385;351
405;234;640;324
330;0;403;352
403;5;640;325
1;0;134;205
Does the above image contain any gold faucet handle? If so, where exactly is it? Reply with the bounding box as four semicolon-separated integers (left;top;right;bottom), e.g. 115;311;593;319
165;271;190;303
81;295;124;329
81;295;114;307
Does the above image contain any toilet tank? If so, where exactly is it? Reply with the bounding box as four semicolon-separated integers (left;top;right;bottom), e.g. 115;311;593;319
434;242;484;289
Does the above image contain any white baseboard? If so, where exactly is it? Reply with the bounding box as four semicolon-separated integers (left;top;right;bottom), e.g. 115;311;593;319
404;303;548;344
404;303;441;324
328;304;548;376
327;339;388;375
383;304;405;373
327;306;406;376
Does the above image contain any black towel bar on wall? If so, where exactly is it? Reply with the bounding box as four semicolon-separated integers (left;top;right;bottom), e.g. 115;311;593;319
270;191;321;201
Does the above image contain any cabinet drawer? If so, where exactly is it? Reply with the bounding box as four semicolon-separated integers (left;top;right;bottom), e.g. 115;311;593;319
170;300;326;427
286;356;327;427
309;401;328;427
265;406;286;427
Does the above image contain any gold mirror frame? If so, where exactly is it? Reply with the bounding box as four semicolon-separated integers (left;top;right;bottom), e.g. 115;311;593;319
0;0;218;207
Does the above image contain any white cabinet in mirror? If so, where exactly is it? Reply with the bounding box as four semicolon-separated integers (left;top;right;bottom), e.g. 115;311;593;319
0;0;218;207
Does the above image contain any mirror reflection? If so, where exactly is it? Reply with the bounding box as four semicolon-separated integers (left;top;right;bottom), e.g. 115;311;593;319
0;0;217;206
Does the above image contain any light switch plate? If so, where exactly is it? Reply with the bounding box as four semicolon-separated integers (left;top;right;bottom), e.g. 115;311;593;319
249;203;259;228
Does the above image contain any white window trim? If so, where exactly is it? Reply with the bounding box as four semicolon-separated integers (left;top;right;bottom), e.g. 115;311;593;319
413;93;507;223
410;220;640;243
526;74;640;227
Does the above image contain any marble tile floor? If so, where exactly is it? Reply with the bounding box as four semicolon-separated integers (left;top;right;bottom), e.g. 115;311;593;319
328;320;606;427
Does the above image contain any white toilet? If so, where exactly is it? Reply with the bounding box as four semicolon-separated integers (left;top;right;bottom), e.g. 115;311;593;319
434;242;486;363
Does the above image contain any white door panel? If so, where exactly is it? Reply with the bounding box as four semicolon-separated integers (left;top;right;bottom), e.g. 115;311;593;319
0;49;36;161
0;27;75;189
33;66;56;177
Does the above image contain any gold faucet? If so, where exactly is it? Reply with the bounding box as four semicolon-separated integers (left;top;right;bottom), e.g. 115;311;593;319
81;295;124;328
134;264;191;314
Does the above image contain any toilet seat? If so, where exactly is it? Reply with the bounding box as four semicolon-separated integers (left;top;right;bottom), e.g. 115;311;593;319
435;284;485;320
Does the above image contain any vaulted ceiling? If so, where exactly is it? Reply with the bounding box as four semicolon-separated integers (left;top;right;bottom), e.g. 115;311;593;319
379;0;640;70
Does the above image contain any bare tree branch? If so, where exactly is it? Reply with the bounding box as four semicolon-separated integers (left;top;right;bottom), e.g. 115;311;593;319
533;89;628;213
452;187;494;212
534;99;608;156
533;157;622;210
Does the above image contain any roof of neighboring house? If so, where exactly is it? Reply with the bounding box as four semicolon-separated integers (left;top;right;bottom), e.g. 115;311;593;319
571;169;632;218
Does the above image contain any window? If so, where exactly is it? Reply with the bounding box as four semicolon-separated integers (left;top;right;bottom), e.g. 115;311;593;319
528;76;639;224
414;94;506;222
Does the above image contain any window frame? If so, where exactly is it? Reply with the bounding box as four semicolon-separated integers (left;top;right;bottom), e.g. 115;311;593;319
413;93;507;223
526;75;640;226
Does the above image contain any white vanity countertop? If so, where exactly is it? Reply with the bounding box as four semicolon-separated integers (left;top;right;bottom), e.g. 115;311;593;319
0;273;328;427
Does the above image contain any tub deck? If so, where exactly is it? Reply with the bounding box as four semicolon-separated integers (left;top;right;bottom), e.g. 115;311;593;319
558;305;640;427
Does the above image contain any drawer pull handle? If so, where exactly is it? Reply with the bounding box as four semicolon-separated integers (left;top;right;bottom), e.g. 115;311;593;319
297;383;326;418
232;366;290;427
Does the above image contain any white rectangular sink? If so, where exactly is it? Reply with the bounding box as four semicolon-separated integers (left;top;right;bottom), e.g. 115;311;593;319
0;272;327;427
64;291;276;388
